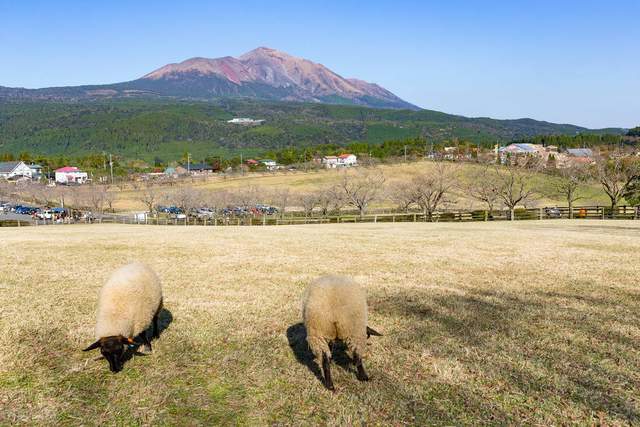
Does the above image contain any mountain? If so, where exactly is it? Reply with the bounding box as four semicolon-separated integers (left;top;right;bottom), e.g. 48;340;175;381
0;47;418;110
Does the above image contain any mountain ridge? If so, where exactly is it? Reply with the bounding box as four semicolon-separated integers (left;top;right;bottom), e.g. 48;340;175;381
0;47;419;110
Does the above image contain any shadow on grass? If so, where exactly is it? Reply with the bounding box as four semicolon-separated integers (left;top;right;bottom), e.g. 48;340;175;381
286;322;356;387
373;287;640;423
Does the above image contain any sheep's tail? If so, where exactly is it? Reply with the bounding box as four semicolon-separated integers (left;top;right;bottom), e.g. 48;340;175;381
367;326;382;338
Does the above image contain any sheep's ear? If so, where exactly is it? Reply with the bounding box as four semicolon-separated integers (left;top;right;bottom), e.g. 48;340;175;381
366;326;382;338
83;340;101;352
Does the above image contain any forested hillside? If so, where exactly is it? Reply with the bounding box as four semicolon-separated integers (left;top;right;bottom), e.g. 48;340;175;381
0;99;625;161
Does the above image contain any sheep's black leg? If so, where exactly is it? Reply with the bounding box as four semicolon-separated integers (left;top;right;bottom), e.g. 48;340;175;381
141;332;152;353
353;352;369;381
152;312;160;339
322;353;335;391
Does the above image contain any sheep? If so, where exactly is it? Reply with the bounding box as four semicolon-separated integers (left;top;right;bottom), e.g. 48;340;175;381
302;275;382;391
82;262;163;373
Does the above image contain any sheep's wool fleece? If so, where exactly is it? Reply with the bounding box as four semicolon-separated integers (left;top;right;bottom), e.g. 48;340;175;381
95;263;162;339
303;275;368;359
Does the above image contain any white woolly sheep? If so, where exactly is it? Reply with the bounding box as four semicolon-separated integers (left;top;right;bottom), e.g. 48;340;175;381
83;262;163;372
302;275;381;390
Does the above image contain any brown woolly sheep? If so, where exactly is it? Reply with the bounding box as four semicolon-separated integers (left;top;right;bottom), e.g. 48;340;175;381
302;275;381;391
83;263;163;373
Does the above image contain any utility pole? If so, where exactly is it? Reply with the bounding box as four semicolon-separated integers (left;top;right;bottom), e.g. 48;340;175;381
109;154;114;184
187;153;191;174
240;153;243;175
404;145;407;162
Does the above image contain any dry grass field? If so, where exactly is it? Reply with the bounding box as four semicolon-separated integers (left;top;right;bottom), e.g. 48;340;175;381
1;221;639;425
111;161;609;211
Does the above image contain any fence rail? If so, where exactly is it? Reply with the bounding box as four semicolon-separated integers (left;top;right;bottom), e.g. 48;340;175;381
3;205;637;228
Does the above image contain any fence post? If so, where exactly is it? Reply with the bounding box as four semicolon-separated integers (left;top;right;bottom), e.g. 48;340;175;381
392;215;395;223
539;208;543;220
413;213;417;222
602;207;605;220
374;215;377;223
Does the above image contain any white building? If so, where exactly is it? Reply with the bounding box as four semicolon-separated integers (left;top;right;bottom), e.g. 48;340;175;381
55;166;89;184
260;159;278;171
322;156;339;168
337;154;357;167
0;161;34;180
322;154;357;168
227;118;265;125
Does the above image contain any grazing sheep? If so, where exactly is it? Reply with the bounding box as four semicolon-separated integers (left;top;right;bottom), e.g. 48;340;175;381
83;263;163;372
302;275;381;391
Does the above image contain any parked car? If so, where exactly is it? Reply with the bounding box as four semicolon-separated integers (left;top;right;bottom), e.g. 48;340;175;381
35;209;54;220
545;207;562;218
15;205;37;215
194;208;215;219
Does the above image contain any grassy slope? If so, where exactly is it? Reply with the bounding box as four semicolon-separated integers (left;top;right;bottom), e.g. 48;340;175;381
0;99;622;161
111;161;610;211
0;221;638;425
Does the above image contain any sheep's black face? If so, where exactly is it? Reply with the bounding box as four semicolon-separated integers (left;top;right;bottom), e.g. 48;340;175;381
83;335;135;373
100;338;126;373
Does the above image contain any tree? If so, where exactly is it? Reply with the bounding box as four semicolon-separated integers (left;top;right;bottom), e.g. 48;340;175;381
338;170;386;217
495;165;537;221
170;186;202;215
138;184;160;213
594;154;640;215
623;177;640;207
387;181;418;213
316;185;345;217
269;188;291;218
554;165;587;219
410;162;458;221
464;165;500;219
297;192;319;217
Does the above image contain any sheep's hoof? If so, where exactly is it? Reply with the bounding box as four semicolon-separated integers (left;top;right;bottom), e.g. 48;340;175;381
141;344;153;354
356;373;369;382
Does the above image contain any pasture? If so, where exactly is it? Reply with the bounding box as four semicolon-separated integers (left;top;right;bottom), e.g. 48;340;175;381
110;161;609;212
0;221;638;425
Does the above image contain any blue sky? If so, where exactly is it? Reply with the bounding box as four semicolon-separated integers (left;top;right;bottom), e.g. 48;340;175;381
0;0;638;128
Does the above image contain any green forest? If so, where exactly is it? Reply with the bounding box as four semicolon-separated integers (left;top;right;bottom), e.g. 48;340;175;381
0;99;626;161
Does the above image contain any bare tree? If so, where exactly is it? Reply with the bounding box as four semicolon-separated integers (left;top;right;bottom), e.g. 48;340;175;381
338;170;386;217
554;165;587;219
297;192;319;217
316;185;345;217
234;186;262;208
410;162;458;221
170;186;202;214
138;184;160;214
387;181;418;213
495;165;537;221
464;165;500;218
269;188;291;218
82;184;110;219
594;154;640;215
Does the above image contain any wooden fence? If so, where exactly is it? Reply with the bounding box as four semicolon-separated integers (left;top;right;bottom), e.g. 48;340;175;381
5;205;635;227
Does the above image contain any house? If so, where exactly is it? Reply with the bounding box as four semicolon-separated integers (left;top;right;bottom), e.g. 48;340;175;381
55;166;89;184
27;164;43;180
260;159;278;171
188;163;214;174
0;161;34;180
322;156;339;168
337;154;357;167
164;167;177;178
499;143;547;164
245;159;260;166
322;154;357;168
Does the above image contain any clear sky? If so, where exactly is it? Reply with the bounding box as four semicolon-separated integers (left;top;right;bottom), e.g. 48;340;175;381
0;0;638;128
